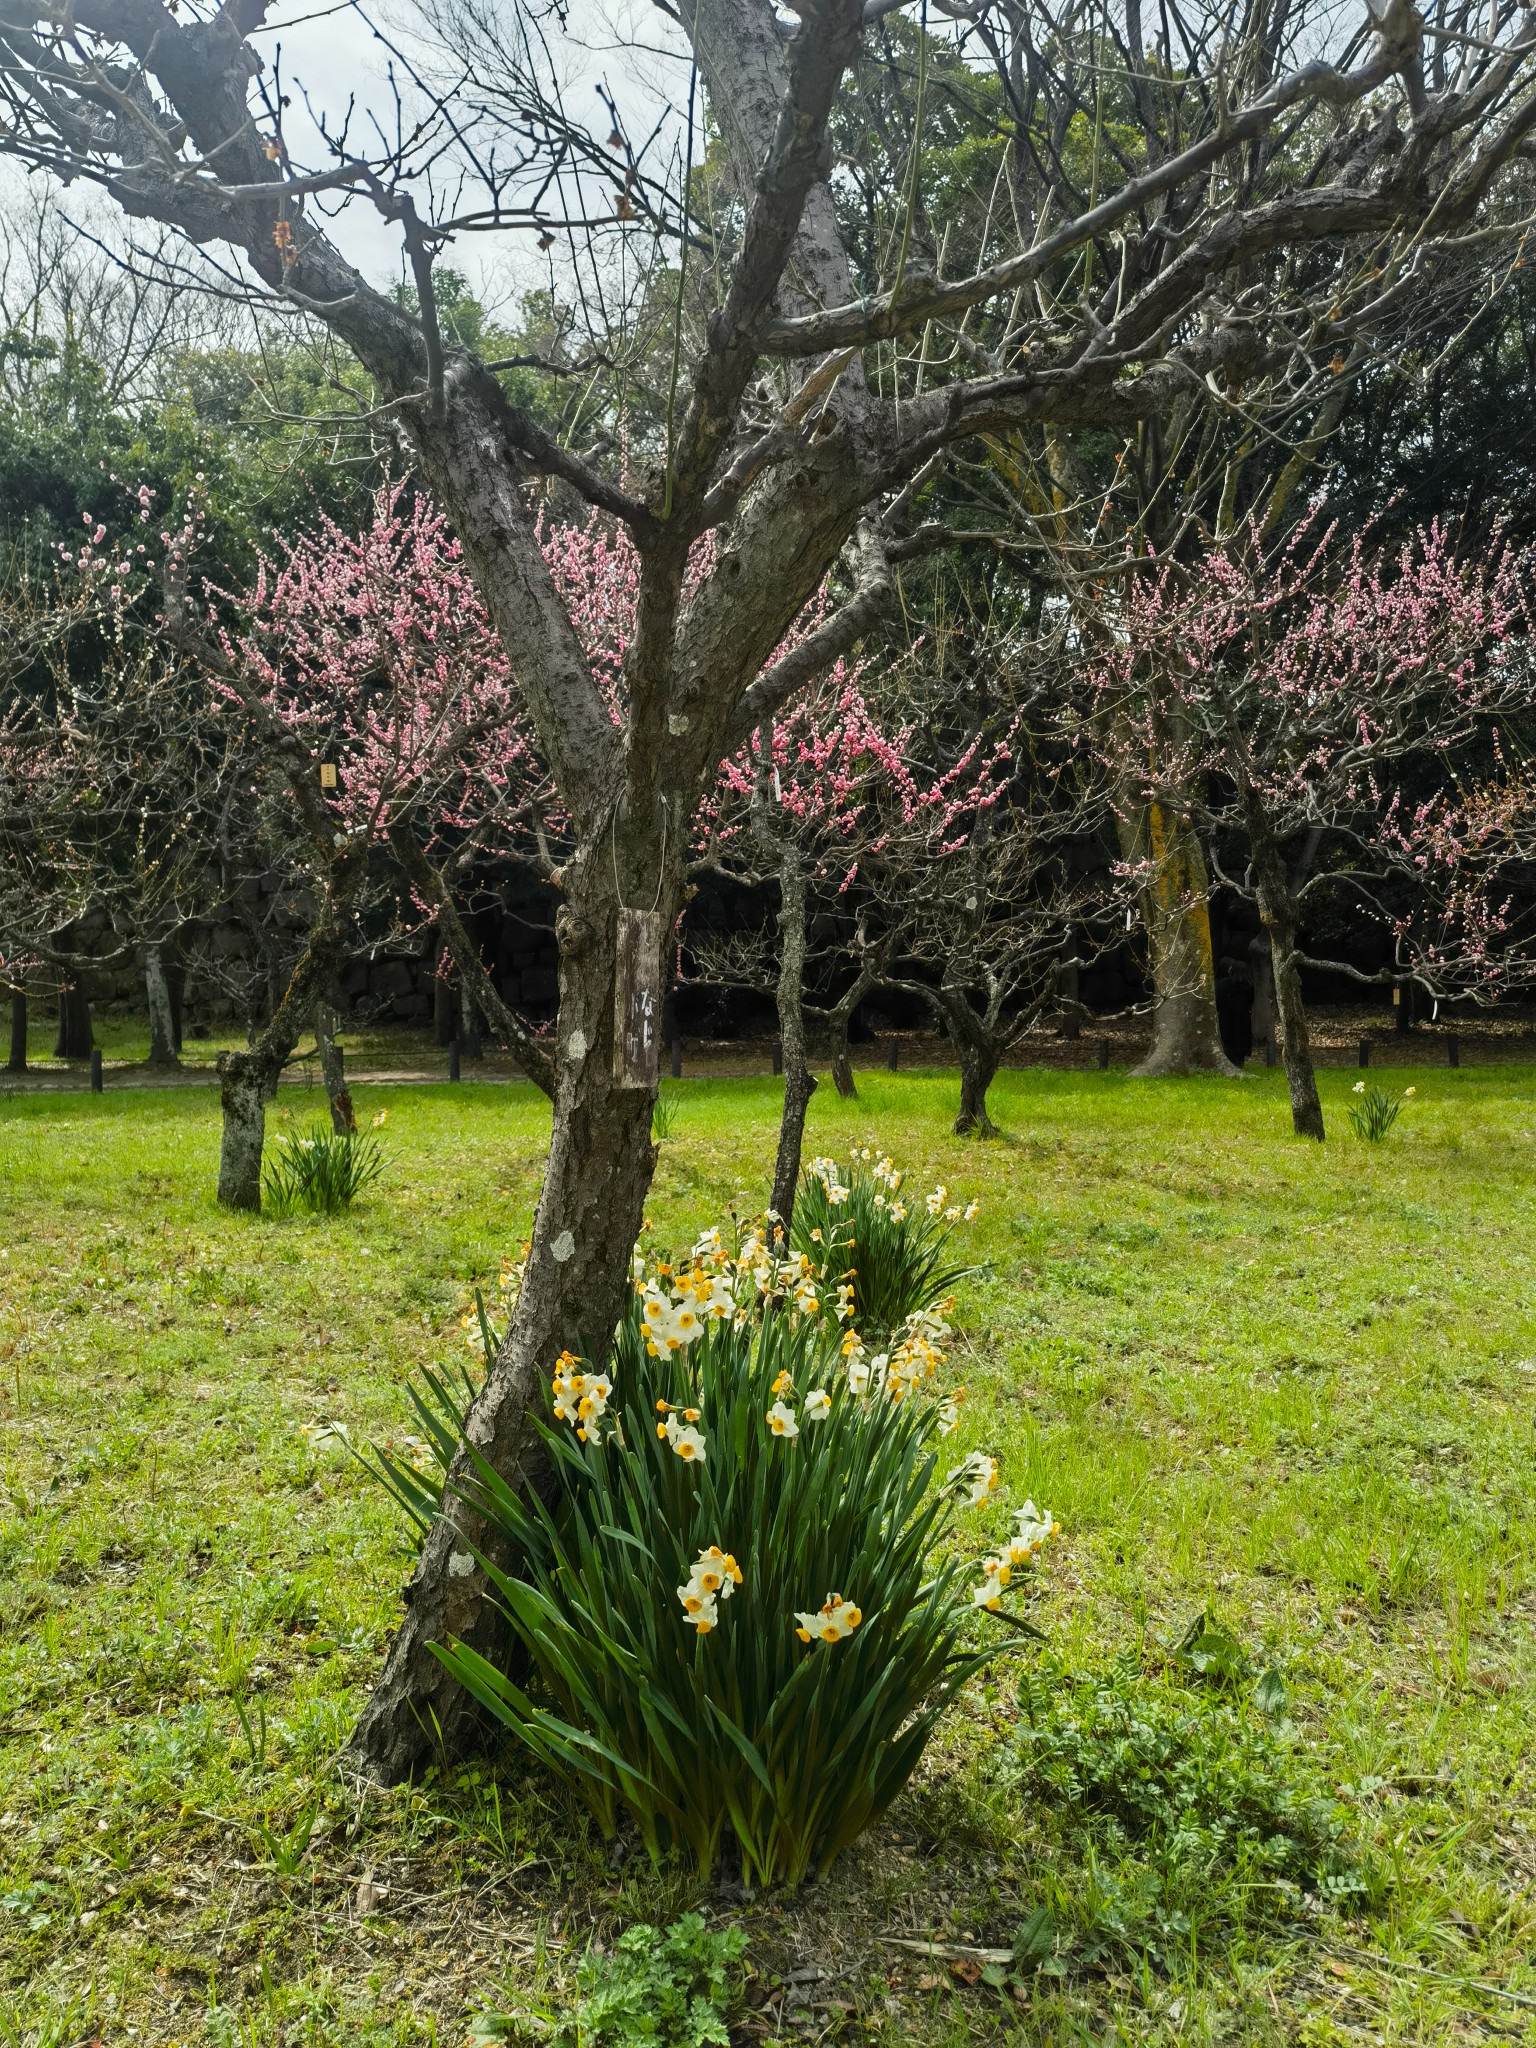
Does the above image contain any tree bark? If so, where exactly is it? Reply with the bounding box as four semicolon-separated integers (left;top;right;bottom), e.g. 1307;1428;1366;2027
1243;801;1325;1140
7;990;26;1073
54;983;92;1060
1123;801;1241;1078
825;950;888;1100
829;1007;857;1098
461;983;483;1063
315;1003;357;1134
144;946;179;1067
953;1031;1000;1136
924;983;1002;1137
769;847;816;1227
167;954;185;1052
217;1058;270;1211
345;851;669;1782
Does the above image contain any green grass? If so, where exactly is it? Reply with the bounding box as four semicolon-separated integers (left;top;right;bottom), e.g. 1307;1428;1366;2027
2;1066;1536;2045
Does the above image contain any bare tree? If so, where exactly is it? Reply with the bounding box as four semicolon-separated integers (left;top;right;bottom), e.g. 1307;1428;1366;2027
1;0;1530;1773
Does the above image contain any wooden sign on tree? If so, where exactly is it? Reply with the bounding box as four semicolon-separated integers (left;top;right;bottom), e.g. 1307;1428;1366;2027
613;909;663;1090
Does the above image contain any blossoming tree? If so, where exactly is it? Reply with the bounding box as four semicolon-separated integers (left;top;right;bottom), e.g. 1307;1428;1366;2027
1088;522;1536;1137
173;482;556;1200
690;672;914;1219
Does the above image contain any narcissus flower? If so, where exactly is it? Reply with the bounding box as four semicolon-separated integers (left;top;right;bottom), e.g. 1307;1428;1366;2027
804;1388;831;1422
767;1400;799;1439
662;1413;706;1463
972;1559;1009;1610
795;1593;862;1643
950;1451;1000;1506
689;1545;742;1599
938;1385;967;1435
677;1584;719;1632
1010;1499;1060;1556
552;1353;610;1440
678;1544;741;1632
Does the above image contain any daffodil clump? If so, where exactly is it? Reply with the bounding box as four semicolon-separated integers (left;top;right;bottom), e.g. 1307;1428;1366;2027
420;1157;1056;1888
1348;1081;1417;1141
790;1148;983;1340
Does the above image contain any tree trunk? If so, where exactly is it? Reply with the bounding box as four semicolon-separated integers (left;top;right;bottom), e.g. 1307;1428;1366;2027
145;946;179;1067
769;848;816;1226
1123;802;1240;1078
217;1057;270;1211
930;985;1001;1137
217;899;356;1208
54;983;92;1060
829;1007;857;1098
1243;801;1325;1140
315;1003;356;1134
7;990;26;1072
953;1033;1000;1136
825;956;887;1100
345;852;670;1784
167;954;185;1052
461;983;483;1063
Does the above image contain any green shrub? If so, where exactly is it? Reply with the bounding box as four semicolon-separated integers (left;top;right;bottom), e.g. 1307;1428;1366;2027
790;1149;980;1339
1346;1082;1414;1141
262;1122;384;1215
1009;1656;1366;1972
471;1914;747;2048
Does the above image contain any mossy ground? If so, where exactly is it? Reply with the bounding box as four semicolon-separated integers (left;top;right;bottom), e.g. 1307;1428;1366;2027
3;1065;1534;2045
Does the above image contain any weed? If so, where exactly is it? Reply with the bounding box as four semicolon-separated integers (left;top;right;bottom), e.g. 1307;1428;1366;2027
472;1914;746;2048
1011;1655;1367;1971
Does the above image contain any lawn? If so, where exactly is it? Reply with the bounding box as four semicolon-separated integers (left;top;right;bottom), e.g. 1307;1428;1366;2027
2;1067;1535;2046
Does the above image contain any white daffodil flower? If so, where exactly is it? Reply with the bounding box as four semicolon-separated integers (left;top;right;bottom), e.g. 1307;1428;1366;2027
767;1400;800;1439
